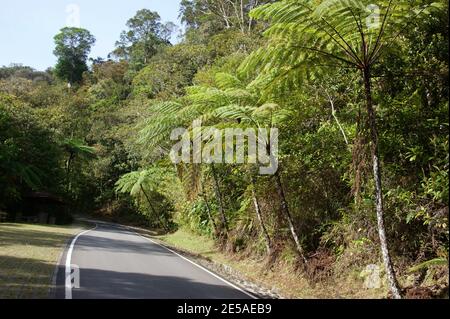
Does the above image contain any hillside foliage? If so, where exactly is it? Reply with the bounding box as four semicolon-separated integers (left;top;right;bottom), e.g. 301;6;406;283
0;0;448;298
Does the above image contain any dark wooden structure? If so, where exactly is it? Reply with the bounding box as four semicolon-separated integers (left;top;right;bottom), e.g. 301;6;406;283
21;192;69;224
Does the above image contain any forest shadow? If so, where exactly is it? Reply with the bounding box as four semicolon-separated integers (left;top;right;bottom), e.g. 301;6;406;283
0;224;76;248
74;233;176;256
0;255;252;299
0;255;56;299
69;267;252;299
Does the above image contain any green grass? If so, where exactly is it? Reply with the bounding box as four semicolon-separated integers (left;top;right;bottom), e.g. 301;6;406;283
0;223;84;299
155;228;300;296
157;228;218;258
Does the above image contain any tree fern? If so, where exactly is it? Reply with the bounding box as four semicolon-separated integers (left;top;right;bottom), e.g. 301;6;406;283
240;0;444;94
237;0;444;299
62;138;96;157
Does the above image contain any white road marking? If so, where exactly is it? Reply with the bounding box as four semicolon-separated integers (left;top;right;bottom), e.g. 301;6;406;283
65;224;97;299
132;230;258;299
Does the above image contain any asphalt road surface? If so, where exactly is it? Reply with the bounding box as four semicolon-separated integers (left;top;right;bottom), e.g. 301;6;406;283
55;221;255;299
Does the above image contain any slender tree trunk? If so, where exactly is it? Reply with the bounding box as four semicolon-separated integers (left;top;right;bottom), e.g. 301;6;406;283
140;185;156;215
251;174;272;256
211;164;228;234
274;170;307;264
247;0;259;32
239;0;245;33
325;90;349;145
201;179;219;238
140;185;169;232
203;193;219;238
218;2;231;29
363;67;402;299
66;152;75;192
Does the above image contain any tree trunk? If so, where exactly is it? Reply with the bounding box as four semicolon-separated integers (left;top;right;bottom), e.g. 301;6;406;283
325;90;349;145
363;67;402;299
203;193;219;238
274;170;307;264
201;179;219;238
66;152;75;192
211;164;228;234
251;174;272;256
140;185;156;215
140;185;168;232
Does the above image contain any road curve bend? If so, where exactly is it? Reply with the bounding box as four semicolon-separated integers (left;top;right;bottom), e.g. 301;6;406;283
55;221;255;299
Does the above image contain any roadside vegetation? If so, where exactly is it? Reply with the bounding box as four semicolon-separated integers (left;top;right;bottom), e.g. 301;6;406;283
0;1;448;298
157;226;448;299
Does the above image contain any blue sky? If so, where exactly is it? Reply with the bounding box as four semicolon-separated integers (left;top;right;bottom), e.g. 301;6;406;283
0;0;182;71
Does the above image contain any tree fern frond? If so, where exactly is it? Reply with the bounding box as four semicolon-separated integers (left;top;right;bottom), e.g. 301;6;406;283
215;72;244;90
241;0;444;96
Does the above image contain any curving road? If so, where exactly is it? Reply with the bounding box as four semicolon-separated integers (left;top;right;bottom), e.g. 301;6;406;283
55;221;255;299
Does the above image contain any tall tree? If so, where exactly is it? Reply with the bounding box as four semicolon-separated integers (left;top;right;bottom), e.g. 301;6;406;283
180;0;273;33
113;9;176;71
53;27;96;84
62;138;96;193
0;93;63;207
241;0;443;298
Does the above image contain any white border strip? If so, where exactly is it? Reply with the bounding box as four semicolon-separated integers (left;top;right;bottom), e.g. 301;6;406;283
133;231;258;299
65;224;98;299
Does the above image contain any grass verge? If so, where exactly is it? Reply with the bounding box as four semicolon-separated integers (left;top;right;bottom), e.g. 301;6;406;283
0;223;84;299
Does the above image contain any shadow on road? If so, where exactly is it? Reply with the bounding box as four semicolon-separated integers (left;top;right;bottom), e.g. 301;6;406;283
68;268;251;299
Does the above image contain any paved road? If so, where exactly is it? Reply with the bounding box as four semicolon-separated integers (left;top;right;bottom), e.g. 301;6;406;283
56;221;254;299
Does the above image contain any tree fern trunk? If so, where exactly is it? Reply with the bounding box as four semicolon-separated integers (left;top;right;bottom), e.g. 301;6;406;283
204;194;219;238
201;180;219;238
140;185;168;232
274;170;307;264
251;174;272;256
363;68;402;299
211;164;228;235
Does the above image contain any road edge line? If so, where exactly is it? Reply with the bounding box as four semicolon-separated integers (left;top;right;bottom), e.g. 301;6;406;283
49;235;72;299
64;224;98;299
132;231;258;299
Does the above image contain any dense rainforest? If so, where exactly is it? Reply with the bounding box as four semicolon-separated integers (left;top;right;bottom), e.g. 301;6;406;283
0;0;448;298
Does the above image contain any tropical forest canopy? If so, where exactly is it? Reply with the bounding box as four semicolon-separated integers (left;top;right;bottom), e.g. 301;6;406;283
0;0;448;298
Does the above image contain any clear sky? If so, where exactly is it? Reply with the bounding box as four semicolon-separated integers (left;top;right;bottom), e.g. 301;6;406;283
0;0;182;71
